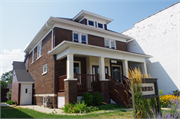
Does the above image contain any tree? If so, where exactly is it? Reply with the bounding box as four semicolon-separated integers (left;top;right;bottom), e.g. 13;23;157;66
1;70;13;83
1;80;8;93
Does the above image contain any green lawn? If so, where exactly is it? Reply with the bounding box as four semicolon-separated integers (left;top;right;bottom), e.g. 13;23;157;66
1;106;133;118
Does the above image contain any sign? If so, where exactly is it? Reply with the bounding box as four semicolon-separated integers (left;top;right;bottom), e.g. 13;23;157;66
142;78;161;114
142;83;155;95
111;60;117;63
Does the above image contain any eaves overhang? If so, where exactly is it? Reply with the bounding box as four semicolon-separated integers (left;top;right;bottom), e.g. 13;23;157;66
24;17;133;53
48;41;152;59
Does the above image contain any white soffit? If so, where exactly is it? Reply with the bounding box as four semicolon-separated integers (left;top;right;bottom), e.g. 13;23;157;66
73;10;113;24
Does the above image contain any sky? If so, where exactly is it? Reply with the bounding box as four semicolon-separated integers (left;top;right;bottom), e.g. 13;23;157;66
0;0;179;77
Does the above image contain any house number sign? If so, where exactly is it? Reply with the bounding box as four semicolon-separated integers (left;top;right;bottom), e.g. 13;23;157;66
141;78;161;114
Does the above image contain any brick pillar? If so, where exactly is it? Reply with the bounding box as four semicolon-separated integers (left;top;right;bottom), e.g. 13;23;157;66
100;81;109;103
64;80;77;104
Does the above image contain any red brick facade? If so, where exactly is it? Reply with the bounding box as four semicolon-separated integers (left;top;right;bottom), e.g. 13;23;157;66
54;27;72;47
100;81;110;103
88;34;104;47
116;41;127;51
64;80;77;104
11;81;20;105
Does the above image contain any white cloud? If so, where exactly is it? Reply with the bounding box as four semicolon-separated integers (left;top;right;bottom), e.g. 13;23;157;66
0;49;25;77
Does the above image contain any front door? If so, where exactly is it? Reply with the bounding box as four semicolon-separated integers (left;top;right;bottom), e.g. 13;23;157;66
20;84;32;105
92;66;109;75
112;65;122;83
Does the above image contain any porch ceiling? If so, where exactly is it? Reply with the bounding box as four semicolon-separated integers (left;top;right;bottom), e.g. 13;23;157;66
48;41;152;62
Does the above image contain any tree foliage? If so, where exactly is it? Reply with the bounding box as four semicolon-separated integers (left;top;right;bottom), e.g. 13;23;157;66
1;70;13;83
1;80;8;93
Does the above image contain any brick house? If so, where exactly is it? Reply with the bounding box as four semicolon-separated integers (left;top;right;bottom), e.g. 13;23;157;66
11;10;151;108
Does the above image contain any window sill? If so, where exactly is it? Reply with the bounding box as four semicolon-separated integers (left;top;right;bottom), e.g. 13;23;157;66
42;72;47;75
31;62;34;64
36;56;41;61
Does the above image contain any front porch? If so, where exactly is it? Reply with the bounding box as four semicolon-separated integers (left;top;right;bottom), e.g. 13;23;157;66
48;41;151;108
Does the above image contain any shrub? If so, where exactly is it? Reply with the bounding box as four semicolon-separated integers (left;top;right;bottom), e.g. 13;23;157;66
92;92;103;106
62;101;97;113
6;89;11;100
82;92;92;106
6;100;15;105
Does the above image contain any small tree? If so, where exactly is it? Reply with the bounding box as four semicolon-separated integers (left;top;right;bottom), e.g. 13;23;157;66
7;89;11;100
1;70;13;83
1;80;8;93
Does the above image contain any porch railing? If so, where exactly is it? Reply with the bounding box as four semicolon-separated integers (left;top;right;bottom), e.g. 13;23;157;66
75;73;100;91
58;74;100;92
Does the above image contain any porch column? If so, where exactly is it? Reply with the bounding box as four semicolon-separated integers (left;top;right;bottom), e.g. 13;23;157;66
141;62;148;75
64;53;77;104
122;60;128;77
99;57;109;103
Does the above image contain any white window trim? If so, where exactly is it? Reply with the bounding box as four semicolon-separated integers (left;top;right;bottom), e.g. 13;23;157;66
32;50;34;63
37;42;42;59
42;64;47;75
87;19;95;27
105;39;116;49
97;22;104;29
72;32;88;44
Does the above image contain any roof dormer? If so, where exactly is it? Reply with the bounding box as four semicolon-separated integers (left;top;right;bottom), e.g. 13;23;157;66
73;10;113;30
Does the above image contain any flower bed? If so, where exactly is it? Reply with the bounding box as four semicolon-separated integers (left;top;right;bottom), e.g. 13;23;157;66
160;94;180;107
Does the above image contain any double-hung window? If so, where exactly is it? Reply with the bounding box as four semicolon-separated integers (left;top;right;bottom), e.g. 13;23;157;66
105;39;116;49
73;33;79;42
37;43;42;59
73;32;87;44
32;50;34;63
81;34;87;44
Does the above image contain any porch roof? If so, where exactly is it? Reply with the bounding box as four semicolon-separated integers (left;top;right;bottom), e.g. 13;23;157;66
48;41;152;62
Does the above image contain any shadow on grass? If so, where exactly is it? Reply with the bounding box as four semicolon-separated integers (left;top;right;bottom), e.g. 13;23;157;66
1;107;33;118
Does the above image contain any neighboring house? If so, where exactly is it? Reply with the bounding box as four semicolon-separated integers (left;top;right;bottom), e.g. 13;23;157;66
123;2;180;94
11;10;151;108
1;83;12;102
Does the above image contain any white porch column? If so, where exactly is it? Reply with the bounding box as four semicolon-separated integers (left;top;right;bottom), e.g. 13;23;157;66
99;57;108;81
141;62;148;75
122;60;128;77
65;53;76;80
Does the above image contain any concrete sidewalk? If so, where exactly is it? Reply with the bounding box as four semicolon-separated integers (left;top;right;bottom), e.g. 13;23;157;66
0;103;13;107
18;105;63;114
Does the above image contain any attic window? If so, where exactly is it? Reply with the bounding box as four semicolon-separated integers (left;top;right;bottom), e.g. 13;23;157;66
98;23;103;29
88;20;94;26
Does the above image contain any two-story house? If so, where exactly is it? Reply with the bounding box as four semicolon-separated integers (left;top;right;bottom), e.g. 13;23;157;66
11;10;151;108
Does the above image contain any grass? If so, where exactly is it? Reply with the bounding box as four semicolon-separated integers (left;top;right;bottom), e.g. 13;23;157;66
1;106;133;118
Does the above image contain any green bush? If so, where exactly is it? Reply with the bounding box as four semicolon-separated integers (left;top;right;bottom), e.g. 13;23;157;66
62;101;97;113
6;100;15;105
92;92;102;106
97;104;124;110
6;89;11;100
82;92;93;106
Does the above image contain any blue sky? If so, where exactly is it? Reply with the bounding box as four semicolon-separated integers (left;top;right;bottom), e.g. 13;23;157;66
0;0;179;76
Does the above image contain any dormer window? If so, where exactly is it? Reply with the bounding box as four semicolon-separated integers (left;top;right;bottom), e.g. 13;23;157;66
105;39;116;49
98;23;103;29
73;33;79;42
88;20;94;26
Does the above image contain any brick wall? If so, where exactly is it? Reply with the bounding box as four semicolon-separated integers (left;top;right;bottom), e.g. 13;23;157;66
88;34;104;47
54;27;72;47
11;81;20;105
64;80;77;104
116;41;127;51
100;81;109;103
28;31;57;107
